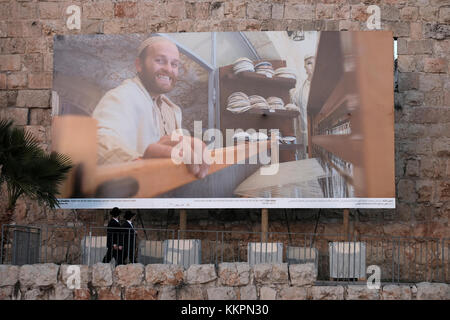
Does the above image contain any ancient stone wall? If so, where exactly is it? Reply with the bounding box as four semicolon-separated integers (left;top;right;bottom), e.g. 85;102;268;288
0;1;448;237
0;263;448;300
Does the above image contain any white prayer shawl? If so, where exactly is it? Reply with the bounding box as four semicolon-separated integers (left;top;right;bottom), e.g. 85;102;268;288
93;76;182;165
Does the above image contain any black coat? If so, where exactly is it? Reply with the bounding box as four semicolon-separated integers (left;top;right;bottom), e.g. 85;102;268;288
120;220;138;263
119;220;137;248
106;218;121;249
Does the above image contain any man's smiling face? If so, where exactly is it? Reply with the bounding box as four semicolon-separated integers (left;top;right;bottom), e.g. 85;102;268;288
137;40;180;95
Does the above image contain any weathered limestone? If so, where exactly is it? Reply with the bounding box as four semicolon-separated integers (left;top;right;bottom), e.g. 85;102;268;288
240;285;257;300
259;286;277;300
416;282;449;300
0;265;19;287
91;263;113;287
145;264;184;286
346;285;380;300
218;263;250;287
382;285;412;300
311;286;345;300
124;286;158;300
185;264;217;285
253;264;288;285
178;284;206;300
278;286;309;300
289;263;316;287
207;287;237;300
19;264;59;288
114;264;144;287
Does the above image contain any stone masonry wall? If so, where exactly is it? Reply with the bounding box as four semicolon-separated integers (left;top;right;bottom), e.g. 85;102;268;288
0;263;449;300
0;0;449;238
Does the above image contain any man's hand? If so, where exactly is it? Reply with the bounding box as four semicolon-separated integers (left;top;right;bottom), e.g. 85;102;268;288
143;134;210;179
183;136;210;179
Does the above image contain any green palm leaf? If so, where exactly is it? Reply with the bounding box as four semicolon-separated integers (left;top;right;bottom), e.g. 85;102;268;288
0;118;73;212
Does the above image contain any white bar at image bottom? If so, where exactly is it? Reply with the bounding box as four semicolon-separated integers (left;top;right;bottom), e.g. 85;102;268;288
57;198;395;209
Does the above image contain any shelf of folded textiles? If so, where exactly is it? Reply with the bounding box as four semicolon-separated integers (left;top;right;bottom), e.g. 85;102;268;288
225;71;296;89
245;108;300;117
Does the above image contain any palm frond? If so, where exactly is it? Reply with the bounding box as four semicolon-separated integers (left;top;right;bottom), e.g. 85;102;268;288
0;118;73;210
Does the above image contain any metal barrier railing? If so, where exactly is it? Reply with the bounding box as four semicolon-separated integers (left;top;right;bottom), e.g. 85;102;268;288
1;224;449;284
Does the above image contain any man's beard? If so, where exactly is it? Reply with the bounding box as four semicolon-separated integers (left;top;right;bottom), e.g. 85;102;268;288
139;66;176;95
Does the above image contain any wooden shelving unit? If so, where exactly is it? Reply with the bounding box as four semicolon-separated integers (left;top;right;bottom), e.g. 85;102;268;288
219;59;299;161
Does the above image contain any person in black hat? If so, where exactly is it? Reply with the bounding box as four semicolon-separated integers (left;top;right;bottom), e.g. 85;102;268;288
119;211;138;264
102;207;123;265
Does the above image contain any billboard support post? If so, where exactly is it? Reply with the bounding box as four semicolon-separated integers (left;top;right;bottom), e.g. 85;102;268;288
180;210;187;239
261;209;268;242
343;209;350;240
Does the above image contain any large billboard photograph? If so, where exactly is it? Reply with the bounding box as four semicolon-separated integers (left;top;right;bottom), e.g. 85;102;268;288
51;31;395;209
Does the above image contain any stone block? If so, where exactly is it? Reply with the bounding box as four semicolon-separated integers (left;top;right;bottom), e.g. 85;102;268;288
416;282;449;300
207;287;237;300
145;264;184;286
398;72;419;92
0;265;19;287
97;286;121;300
91;263;113;287
439;7;450;24
0;286;13;300
29;108;51;126
346;285;380;300
0;108;28;126
224;1;246;19
407;40;433;55
16;89;50;108
240;285;257;300
247;2;271;20
186;2;210;20
311;286;345;300
83;1;114;20
28;72;52;89
272;3;284;20
19;264;59;288
178;284;206;300
185;264;217;285
405;159;419;177
0;54;21;71
49;284;73;300
259;286;277;300
381;285;412;300
114;2;137;18
289;263;317;287
316;4;334;20
124;286;158;300
424;58;447;73
73;288;91;300
166;1;186;19
159;286;176;300
397;179;417;203
284;4;315;20
6;73;27;89
253;264;288;285
278;286;309;300
218;263;250;287
419;7;438;22
403;90;424;106
114;264;144;287
400;7;418;21
433;138;450;157
38;2;61;19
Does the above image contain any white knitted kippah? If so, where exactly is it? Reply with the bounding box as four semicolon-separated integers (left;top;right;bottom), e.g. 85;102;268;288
137;36;177;57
